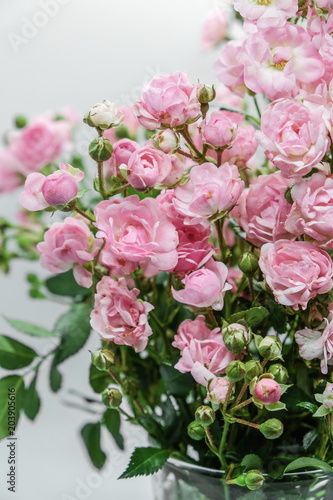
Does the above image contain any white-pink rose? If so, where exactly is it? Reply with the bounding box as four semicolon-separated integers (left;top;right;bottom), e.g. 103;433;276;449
231;0;298;30
201;8;228;51
201;111;237;149
214;40;247;97
207;377;231;404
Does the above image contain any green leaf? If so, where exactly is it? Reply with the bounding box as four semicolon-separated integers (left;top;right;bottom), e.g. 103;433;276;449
228;307;269;328
284;457;333;474
45;270;91;297
240;454;263;472
297;402;318;414
266;300;287;334
89;364;113;394
265;402;287;411
5;318;56;338
0;375;25;440
313;405;330;418
52;303;92;366
102;409;124;450
160;364;194;397
80;422;107;469
0;335;37;369
303;429;319;452
24;374;40;420
49;361;62;392
119;447;170;479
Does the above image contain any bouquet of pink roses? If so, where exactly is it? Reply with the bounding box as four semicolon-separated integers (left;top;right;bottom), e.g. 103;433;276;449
2;1;333;496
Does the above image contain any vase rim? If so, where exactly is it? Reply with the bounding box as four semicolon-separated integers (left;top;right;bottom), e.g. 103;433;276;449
167;457;329;478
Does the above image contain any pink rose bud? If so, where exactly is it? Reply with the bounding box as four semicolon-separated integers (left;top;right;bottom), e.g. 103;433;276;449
152;129;180;154
201;111;237;149
42;172;78;206
254;378;281;405
207;377;231;404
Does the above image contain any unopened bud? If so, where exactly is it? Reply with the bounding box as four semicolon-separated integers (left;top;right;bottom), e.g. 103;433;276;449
195;405;215;427
244;470;265;491
91;349;115;372
238;252;259;278
258;336;283;361
226;360;246;383
254;378;281;405
197;84;216;104
84;100;123;130
89;137;113;162
187;421;206;441
223;323;250;354
152;129;180;154
268;364;288;384
102;387;122;409
259;418;284;439
15;115;28;129
122;377;140;397
244;360;263;383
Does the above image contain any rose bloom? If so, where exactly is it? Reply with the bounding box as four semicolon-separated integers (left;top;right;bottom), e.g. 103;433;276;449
295;311;333;374
174;222;215;278
207;377;231;404
231;0;298;30
259;240;333;310
285;172;333;250
126;146;172;189
254;378;281;405
104;139;140;177
37;217;102;288
173;162;244;220
201;8;228;51
221;126;258;167
242;24;324;101
90;276;153;353
8;117;71;174
235;172;293;247
172;315;220;351
256;98;330;179
133;72;201;129
94;195;179;276
214;39;247;97
201;111;237;149
0;149;23;193
19;163;84;211
172;258;232;311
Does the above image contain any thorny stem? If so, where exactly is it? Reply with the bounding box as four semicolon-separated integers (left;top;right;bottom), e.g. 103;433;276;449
180;126;203;159
233;382;249;408
97;162;107;199
231;397;253;413
205;427;219;455
215;219;227;262
228;416;260;430
74;206;95;223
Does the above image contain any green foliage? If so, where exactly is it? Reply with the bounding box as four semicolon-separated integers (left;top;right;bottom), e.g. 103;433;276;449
49;361;62;392
80;422;107;469
89;364;113;394
160;364;194;397
240;454;263;472
284;457;333;474
228;307;269;328
5;318;56;337
0;335;37;369
24;374;41;420
102;409;124;450
45;270;91;297
119;447;170;479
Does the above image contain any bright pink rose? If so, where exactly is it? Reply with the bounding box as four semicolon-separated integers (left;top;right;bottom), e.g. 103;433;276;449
94;195;179;275
9;117;71;174
201;8;228;51
90;276;153;353
172;259;232;311
259;240;333;310
174;222;214;277
104;139;140;177
126;146;172;189
236;172;293;247
207;377;231;403
173;162;244;220
201;111;237;149
256;98;330;179
254;378;281;405
285;173;333;250
231;0;298;30
133;72;201;130
37;217;101;288
0;149;23;193
172;315;220;351
242;24;324;101
214;40;247;97
295;311;333;374
20;163;84;211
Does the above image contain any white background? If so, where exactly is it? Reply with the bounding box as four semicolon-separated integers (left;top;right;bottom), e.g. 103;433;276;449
0;1;222;499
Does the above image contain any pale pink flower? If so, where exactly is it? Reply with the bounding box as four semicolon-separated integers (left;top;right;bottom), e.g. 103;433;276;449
215;39;247;97
323;383;333;409
172;315;220;351
126;146;172;189
207;377;231;403
259;240;333;310
152;129;180;154
172;258;232;311
221;125;258;167
201;111;237;149
201;8;228;51
236;172;293;247
37;217;101;288
256;98;330;178
254;378;281;404
133;72;201;130
174;222;214;277
173;162;244;220
231;0;298;31
94;195;178;275
8;117;71;174
104;139;140;177
0;149;23;193
90;276;153;353
162;154;186;187
295;312;333;374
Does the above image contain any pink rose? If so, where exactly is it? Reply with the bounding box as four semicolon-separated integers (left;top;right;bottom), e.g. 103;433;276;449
9;117;71;174
201;8;228;51
259;240;333;310
0;149;23;193
174;222;215;278
254;378;281;405
221;126;258;167
172;258;232;311
295;312;333;374
285;172;333;250
214;40;247;97
231;0;298;30
94;195;179;276
207;377;231;404
152;129;180;154
104;139;140;177
126;146;172;189
162;154;186;187
235;172;293;247
172;315;220;351
201;111;237;149
37;216;102;288
19;163;84;211
173;162;244;220
256;98;330;178
90;276;153;353
133;72;201;130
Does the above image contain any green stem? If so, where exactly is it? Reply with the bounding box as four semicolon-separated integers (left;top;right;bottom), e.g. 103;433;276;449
180;127;204;159
218;421;230;470
73;206;96;223
219;106;260;127
253;95;262;119
205;427;219;455
97;162;107;199
215;219;227;262
233;382;249;408
231;397;253;413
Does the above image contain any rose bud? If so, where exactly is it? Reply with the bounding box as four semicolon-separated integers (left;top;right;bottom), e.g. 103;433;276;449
195;405;215;427
15;115;28;129
258;336;283;361
91;349;115;372
223;323;250;354
84;100;123;130
207;377;231;405
244;360;263;383
244;470;265;491
187;421;206;441
254;378;281;404
268;364;288;384
42;172;78;207
89;137;113;162
226;360;246;383
238;252;259;278
197;84;216;104
259;418;284;439
102;387;122;409
152;129;180;154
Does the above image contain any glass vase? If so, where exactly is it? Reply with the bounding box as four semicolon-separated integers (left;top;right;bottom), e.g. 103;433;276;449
153;459;333;500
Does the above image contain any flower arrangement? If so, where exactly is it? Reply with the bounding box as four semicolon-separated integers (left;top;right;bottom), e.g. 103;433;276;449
2;1;333;496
